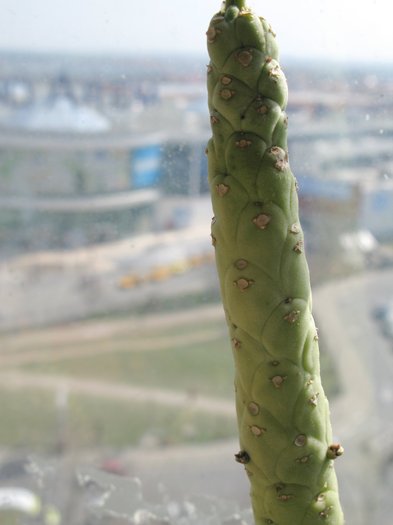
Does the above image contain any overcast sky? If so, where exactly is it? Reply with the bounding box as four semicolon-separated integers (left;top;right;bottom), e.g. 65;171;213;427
1;0;392;62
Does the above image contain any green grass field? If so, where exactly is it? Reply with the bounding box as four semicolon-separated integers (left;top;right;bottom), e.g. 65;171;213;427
0;306;340;451
25;334;235;399
0;387;237;451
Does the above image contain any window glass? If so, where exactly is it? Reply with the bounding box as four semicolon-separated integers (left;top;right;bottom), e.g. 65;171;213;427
0;1;391;524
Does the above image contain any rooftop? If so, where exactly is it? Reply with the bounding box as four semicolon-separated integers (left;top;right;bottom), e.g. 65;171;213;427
5;95;111;134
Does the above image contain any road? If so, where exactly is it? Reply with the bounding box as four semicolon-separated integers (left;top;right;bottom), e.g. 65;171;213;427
0;370;235;418
313;268;393;524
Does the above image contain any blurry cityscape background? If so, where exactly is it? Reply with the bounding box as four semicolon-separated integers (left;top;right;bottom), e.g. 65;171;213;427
0;48;393;525
1;52;393;304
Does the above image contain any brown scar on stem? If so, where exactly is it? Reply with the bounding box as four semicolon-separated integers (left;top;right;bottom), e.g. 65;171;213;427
253;213;271;229
319;506;333;519
232;338;241;349
238;7;252;15
235;450;250;464
250;425;266;437
309;392;320;407
236;49;253;67
277;494;294;502
270;146;285;156
248;402;260;416
327;443;344;459
275;159;288;171
235;138;252;148
284;310;301;323
268;25;277;37
206;26;221;43
256;104;269;115
235;259;248;270
294;434;307;447
220;88;235;100
269;146;289;171
269;65;282;81
293;240;304;254
234;278;254;291
221;75;232;85
216;183;230;196
296;454;312;464
271;375;287;388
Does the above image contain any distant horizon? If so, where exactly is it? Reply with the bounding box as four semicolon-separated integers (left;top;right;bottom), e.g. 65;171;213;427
0;0;391;64
1;47;393;69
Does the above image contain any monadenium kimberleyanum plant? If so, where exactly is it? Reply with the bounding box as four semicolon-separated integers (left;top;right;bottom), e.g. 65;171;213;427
206;1;344;523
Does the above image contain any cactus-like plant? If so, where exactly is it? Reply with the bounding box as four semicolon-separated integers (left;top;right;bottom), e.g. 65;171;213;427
206;1;344;523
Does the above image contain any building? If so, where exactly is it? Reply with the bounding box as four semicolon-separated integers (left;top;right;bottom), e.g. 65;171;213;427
0;93;164;255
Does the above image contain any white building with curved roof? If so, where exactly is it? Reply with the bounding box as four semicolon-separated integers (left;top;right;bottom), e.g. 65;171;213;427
7;95;111;134
0;94;164;255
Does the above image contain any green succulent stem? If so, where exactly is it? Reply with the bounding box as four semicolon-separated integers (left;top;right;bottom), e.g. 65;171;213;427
225;0;247;9
206;2;344;524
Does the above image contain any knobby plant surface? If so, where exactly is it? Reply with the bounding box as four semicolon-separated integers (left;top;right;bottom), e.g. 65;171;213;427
206;1;344;523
